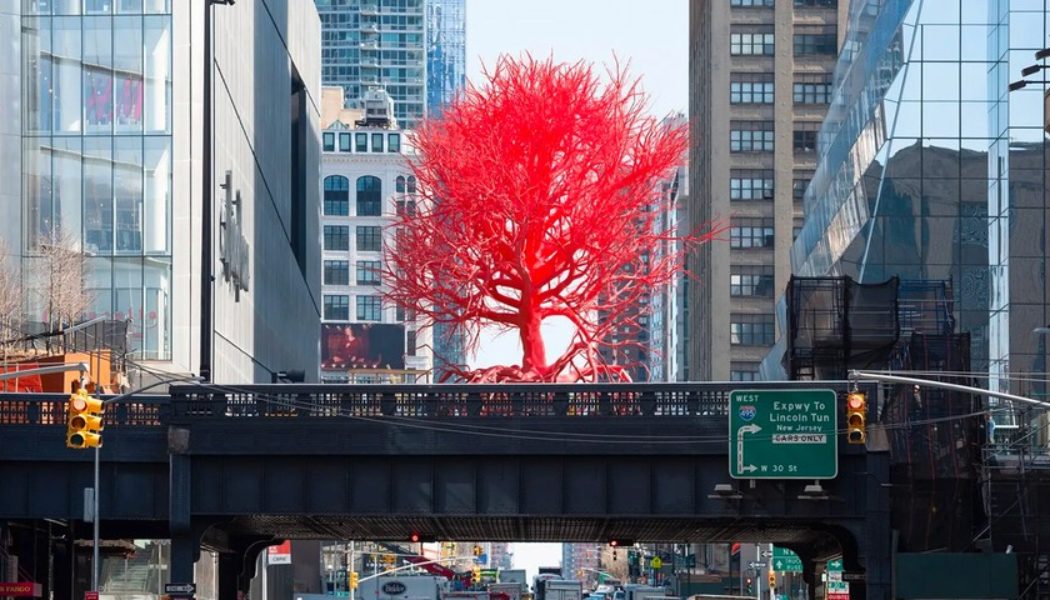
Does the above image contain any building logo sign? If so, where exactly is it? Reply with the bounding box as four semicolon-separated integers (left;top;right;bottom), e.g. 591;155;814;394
382;582;407;595
219;170;250;300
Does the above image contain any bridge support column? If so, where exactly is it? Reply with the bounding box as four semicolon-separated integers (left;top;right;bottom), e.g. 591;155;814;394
169;430;198;586
217;552;239;600
861;431;893;600
170;532;198;587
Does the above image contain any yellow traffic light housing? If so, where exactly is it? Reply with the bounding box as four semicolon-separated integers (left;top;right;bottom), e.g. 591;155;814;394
66;391;104;449
846;392;867;445
768;569;776;590
350;571;359;589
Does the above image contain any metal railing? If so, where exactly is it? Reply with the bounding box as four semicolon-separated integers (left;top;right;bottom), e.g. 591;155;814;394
0;382;867;423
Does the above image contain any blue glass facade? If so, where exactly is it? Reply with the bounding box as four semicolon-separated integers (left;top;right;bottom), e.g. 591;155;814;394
425;0;464;116
19;0;172;359
787;0;1050;399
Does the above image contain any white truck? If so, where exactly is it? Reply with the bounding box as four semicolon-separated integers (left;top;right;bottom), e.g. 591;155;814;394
357;575;450;600
543;580;583;600
621;584;666;600
500;570;528;586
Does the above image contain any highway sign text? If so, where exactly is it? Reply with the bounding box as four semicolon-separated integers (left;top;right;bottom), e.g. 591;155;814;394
729;389;838;479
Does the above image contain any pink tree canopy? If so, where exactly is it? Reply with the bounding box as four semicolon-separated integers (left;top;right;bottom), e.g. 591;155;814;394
385;56;715;382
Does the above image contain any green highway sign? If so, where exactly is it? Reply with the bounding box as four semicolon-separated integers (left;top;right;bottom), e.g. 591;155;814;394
772;547;803;573
827;559;843;572
729;389;838;479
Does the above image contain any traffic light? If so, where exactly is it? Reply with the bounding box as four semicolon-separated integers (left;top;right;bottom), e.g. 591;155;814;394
745;578;753;594
472;565;481;582
66;390;104;449
350;571;359;589
846;391;867;444
409;532;436;543
768;569;776;590
473;544;483;556
608;539;634;548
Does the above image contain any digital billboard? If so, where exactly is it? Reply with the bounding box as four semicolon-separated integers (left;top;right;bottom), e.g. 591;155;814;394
321;323;406;371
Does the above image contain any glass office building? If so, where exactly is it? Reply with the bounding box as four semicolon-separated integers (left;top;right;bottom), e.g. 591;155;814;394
17;1;173;359
425;0;464;115
316;0;427;128
786;0;1050;398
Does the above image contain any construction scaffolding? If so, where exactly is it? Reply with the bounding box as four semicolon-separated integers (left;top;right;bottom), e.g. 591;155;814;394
782;275;1050;598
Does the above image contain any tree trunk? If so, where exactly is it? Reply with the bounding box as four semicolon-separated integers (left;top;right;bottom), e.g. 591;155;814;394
519;310;547;374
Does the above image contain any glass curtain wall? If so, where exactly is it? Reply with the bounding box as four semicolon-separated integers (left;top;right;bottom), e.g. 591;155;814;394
789;0;1050;404
20;0;172;359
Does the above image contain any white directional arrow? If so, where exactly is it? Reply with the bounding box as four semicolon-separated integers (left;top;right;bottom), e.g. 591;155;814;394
736;424;761;474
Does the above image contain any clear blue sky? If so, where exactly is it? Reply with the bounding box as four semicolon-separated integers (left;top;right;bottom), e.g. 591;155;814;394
464;0;688;379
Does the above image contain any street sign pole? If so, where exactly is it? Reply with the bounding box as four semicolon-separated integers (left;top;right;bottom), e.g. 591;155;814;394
755;546;761;600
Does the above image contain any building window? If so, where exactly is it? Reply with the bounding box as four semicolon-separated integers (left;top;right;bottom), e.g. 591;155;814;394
323;132;335;152
389;133;401;153
356;225;382;251
356;175;382;216
730;73;774;104
324;175;350;216
794;217;805;241
406;330;417;356
794;26;837;55
730;217;774;248
793;170;815;202
731;314;775;346
396;175;406;193
793;122;820;154
355;132;368;152
731;362;761;381
357;295;382;321
397;199;416;217
407;176;417;193
323;260;350;285
396;305;416;322
793;74;833;104
794;0;837;7
730;28;774;56
371;133;384;153
731;0;774;6
323;225;349;251
730;265;774;297
339;132;352;152
324;295;350;320
730;121;774;152
357;260;381;285
730;169;774;201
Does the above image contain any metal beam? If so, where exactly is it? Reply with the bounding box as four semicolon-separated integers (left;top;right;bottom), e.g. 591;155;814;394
849;370;1050;409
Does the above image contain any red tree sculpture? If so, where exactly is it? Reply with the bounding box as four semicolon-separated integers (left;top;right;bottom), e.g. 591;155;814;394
385;56;715;382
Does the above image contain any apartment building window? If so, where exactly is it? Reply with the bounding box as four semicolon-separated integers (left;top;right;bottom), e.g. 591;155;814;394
396;305;416;322
357;260;381;285
357;295;382;321
730;265;774;297
793;170;815;202
794;217;805;241
731;362;761;381
323;260;350;285
323;225;350;251
793;122;821;154
371;133;384;153
356;175;382;216
323;175;349;216
731;314;775;346
794;0;836;6
355;132;368;152
730;121;774;153
339;132;352;152
730;27;774;56
731;0;774;6
323;132;335;152
323;295;350;320
730;217;775;248
406;330;417;356
389;133;401;153
793;74;833;104
794;26;837;56
730;169;774;201
356;226;382;252
730;73;774;104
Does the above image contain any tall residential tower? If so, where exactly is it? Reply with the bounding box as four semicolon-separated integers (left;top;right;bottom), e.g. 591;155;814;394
687;0;848;382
